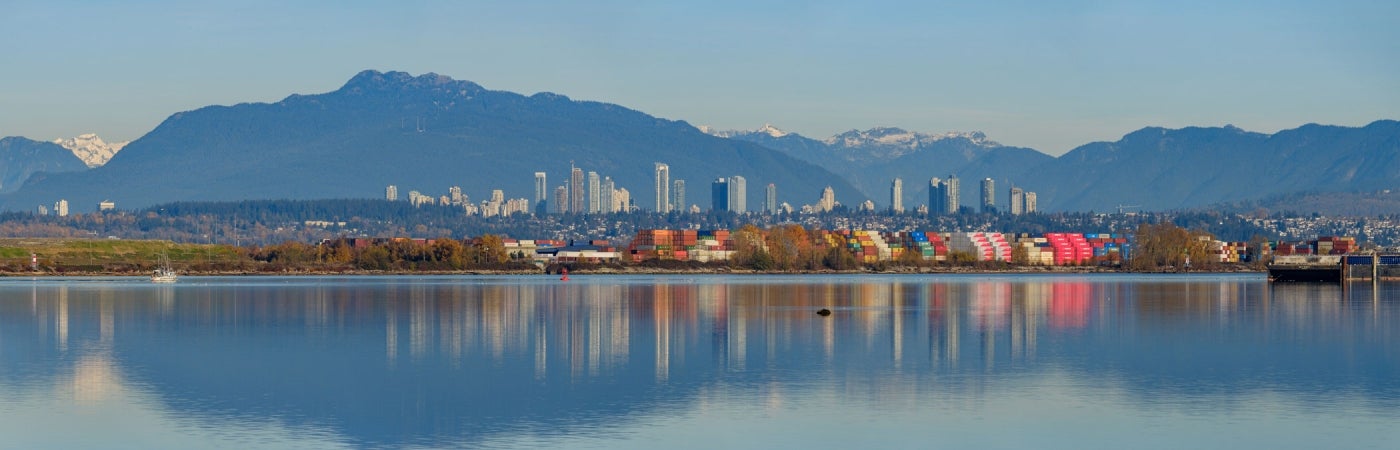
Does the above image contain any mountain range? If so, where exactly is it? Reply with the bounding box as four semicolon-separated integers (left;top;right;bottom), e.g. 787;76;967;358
0;137;88;195
0;71;859;213
706;120;1400;212
702;125;1052;209
1027;121;1400;211
1;70;1396;214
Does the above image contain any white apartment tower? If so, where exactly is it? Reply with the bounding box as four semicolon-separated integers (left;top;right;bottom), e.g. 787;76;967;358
1009;187;1025;215
654;162;670;213
601;176;616;213
386;185;398;201
890;178;904;213
818;186;836;212
672;179;686;212
569;166;584;214
616;187;632;213
945;174;961;214
981;178;995;213
587;171;601;214
764;183;777;213
728;176;747;213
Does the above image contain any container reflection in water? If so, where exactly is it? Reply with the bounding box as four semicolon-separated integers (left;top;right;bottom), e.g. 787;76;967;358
0;275;1397;448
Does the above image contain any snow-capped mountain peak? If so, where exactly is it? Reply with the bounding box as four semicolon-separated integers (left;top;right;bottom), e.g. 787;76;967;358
817;126;1002;155
696;124;792;139
52;133;127;167
823;127;995;149
756;123;788;138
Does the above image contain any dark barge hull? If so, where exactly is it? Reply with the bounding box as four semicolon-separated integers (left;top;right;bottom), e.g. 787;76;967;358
1267;265;1341;282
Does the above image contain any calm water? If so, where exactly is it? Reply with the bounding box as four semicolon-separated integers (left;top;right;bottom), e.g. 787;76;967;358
1;274;1397;449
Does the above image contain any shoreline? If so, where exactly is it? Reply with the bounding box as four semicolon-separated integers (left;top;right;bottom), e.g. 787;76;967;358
2;265;1264;277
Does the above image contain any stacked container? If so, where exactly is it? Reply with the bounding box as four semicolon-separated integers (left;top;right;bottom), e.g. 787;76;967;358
848;230;890;263
888;231;948;262
1316;236;1355;255
1013;234;1055;265
946;232;1010;262
1046;233;1093;265
1209;240;1247;263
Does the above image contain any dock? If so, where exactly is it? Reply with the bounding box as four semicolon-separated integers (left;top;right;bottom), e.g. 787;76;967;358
1268;254;1400;283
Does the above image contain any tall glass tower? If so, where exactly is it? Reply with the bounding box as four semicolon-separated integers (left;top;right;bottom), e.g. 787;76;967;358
981;177;995;213
533;172;547;214
728;175;747;213
654;163;670;213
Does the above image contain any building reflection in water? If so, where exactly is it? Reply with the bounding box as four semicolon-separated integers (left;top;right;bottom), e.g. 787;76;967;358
5;275;1399;447
23;276;1385;384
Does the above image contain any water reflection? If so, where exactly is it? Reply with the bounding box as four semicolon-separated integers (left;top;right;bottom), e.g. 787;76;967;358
2;275;1399;448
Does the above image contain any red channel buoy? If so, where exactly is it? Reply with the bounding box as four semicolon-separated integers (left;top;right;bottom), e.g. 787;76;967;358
560;267;569;281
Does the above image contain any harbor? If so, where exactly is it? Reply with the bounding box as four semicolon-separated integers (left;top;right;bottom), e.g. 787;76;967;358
1268;254;1400;283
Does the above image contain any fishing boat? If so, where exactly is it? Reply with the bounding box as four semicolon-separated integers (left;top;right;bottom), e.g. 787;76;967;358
151;252;178;283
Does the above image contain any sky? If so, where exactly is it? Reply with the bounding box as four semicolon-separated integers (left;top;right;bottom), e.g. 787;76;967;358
2;0;1397;155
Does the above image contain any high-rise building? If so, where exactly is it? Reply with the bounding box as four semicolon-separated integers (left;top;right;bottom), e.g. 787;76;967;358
728;176;747;213
890;178;904;213
711;178;728;212
587;171;601;214
533;172;547;214
945;174;961;214
386;185;398;201
601;177;615;213
672;179;686;212
553;186;569;214
55;199;68;217
981;178;995;213
764;183;777;213
1009;187;1024;215
818;186;836;212
1025;192;1037;213
654;163;670;213
615;187;631;213
570;166;585;214
928;177;945;216
448;186;465;205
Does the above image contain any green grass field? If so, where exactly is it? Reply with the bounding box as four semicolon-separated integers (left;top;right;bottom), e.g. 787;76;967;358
0;238;245;272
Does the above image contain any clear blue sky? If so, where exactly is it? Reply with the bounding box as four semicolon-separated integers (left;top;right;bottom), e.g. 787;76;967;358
2;0;1397;155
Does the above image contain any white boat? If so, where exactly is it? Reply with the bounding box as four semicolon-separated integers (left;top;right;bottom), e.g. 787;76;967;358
151;252;178;283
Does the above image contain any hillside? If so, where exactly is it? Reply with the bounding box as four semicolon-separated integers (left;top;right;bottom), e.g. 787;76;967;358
715;121;1400;212
0;137;89;195
0;71;862;213
1021;121;1400;211
707;125;1053;209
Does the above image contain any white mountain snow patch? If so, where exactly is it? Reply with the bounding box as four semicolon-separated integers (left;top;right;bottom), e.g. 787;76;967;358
53;133;127;167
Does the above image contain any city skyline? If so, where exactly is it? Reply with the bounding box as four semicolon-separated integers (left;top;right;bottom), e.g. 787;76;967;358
3;2;1395;156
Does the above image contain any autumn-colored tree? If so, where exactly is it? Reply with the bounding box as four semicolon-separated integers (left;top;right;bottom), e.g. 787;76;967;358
1127;222;1218;271
897;245;926;267
1010;244;1029;265
730;224;769;269
431;238;467;269
469;234;508;265
822;245;858;270
765;224;811;270
947;250;976;265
